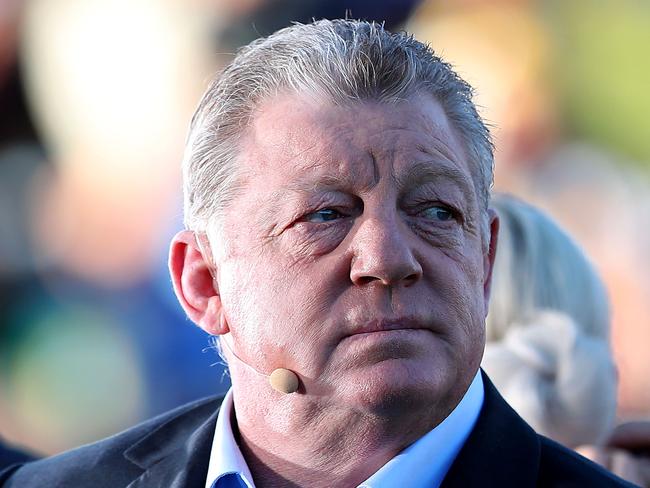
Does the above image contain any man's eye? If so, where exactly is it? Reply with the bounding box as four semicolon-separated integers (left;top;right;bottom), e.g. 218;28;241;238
303;208;344;223
419;205;455;222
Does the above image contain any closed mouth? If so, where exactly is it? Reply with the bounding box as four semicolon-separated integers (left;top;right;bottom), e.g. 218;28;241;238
346;318;430;337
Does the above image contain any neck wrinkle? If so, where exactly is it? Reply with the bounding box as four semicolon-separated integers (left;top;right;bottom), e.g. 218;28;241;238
232;389;451;488
237;427;406;488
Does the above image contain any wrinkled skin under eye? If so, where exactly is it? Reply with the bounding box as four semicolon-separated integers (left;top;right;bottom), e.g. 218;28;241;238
286;207;353;257
407;204;465;250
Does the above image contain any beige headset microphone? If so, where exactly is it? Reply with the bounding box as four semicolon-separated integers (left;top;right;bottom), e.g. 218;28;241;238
220;338;300;394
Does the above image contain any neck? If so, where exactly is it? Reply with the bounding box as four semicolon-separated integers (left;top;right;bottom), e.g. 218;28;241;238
231;383;455;488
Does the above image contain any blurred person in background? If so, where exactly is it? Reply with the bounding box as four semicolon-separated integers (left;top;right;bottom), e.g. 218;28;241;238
483;193;650;487
0;19;634;488
580;422;650;488
0;0;223;458
483;193;617;449
0;0;46;465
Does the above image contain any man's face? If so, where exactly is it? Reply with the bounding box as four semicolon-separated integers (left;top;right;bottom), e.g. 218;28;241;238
213;91;495;415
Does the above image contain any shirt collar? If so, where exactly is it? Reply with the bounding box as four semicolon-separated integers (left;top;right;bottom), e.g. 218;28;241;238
205;371;484;488
204;388;255;488
359;371;484;487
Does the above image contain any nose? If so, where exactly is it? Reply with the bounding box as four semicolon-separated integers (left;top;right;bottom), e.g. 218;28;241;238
349;216;423;287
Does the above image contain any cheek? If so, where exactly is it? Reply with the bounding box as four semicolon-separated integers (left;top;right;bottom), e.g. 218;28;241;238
219;255;330;365
453;237;487;287
219;259;285;355
428;258;486;366
455;252;488;359
427;245;487;333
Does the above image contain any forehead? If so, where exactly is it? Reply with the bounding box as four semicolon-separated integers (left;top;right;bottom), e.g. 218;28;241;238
237;91;475;196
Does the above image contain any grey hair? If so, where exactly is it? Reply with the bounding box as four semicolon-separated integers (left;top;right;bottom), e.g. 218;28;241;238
182;19;494;236
486;194;610;341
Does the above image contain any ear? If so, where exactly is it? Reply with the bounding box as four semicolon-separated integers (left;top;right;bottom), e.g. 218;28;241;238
169;230;229;336
482;208;500;316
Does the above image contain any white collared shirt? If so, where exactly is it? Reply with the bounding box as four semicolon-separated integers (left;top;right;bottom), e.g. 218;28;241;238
205;371;484;488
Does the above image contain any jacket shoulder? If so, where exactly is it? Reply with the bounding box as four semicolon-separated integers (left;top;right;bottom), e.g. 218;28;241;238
1;395;223;488
538;436;637;487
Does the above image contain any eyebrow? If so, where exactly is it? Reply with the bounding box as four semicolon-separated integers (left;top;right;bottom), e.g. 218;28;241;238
280;174;360;194
397;157;476;204
259;174;355;233
267;155;475;201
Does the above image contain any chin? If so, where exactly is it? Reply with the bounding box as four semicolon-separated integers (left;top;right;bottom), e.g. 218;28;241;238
337;358;460;418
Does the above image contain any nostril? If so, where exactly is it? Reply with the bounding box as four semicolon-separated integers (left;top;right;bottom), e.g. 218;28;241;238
351;271;421;287
354;275;379;286
403;273;420;287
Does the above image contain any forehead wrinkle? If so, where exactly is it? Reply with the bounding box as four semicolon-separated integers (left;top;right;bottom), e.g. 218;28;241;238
368;149;381;189
405;93;468;165
418;124;465;164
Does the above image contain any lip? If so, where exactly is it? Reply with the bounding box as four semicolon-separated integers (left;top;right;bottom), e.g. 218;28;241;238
344;317;431;338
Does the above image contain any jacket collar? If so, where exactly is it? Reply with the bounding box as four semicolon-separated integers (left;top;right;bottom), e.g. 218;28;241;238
441;371;540;487
124;396;223;488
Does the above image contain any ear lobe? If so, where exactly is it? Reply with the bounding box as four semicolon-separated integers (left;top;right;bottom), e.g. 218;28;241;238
169;230;229;336
483;209;500;315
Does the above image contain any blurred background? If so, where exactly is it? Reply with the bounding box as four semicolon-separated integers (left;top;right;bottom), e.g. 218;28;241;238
0;0;648;456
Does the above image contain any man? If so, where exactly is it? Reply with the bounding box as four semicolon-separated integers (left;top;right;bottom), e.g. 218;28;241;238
0;19;633;487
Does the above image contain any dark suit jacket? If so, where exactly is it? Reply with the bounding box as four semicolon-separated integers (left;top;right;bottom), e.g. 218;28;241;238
0;373;637;487
0;440;36;473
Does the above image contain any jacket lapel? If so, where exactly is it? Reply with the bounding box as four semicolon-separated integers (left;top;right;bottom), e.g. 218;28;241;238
441;371;540;487
124;397;222;488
